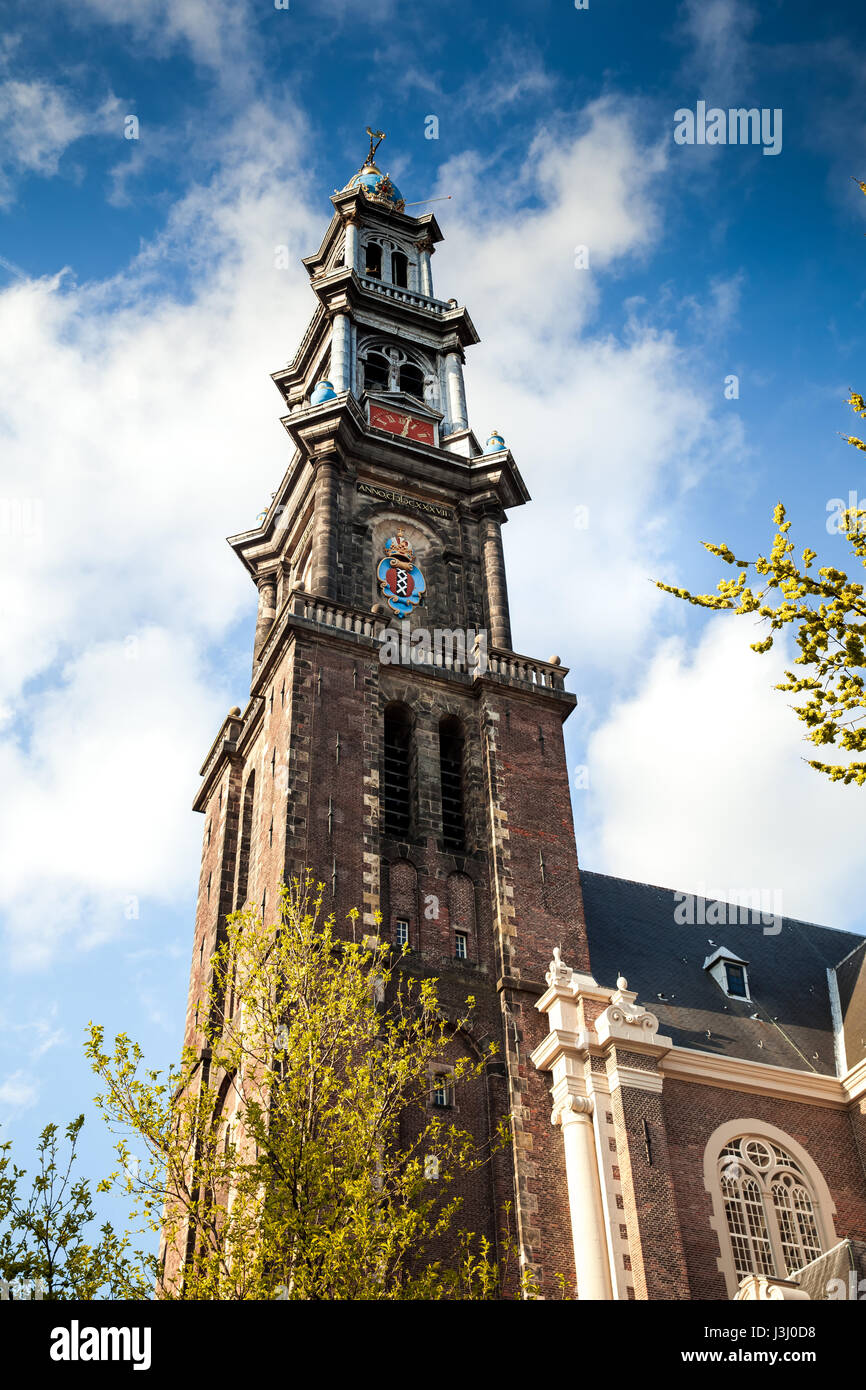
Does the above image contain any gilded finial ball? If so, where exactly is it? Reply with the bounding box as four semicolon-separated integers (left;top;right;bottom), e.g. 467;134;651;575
617;975;628;991
549;654;561;666
229;706;241;717
486;429;506;453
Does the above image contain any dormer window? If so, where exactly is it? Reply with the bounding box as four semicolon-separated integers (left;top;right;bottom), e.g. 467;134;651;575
399;361;424;400
725;962;748;998
704;947;751;1001
391;251;408;287
365;242;382;278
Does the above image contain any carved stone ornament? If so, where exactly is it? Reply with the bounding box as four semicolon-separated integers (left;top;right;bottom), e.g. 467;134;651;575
546;945;573;988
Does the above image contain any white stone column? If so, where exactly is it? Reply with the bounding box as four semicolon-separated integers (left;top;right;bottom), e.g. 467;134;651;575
344;220;359;273
531;949;614;1300
445;351;468;433
329;312;352;393
557;1097;613;1300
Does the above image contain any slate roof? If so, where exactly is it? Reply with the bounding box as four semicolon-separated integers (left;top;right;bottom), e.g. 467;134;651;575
835;937;866;1072
579;871;864;1077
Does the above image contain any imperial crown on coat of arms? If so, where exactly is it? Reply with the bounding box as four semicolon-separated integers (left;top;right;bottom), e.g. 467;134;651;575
376;533;426;618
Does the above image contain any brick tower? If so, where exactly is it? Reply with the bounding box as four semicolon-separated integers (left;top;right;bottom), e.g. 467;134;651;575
174;134;866;1304
178;132;591;1293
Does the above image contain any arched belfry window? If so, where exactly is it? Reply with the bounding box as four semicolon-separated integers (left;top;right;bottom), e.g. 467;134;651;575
391;251;409;288
235;770;256;910
363;350;390;393
383;704;413;839
365;241;383;278
439;717;465;852
712;1132;828;1287
399;361;425;400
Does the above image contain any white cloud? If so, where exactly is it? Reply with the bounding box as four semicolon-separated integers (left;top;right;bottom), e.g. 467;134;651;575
0;106;321;967
677;0;759;97
433;98;744;668
0;80;121;205
436;98;667;346
584;620;866;931
0;1069;39;1112
58;0;258;81
0;629;227;968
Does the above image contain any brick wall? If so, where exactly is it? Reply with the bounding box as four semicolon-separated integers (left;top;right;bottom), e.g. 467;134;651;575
662;1078;866;1299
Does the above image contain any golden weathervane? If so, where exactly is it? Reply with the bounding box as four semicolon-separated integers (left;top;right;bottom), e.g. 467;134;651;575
366;127;385;164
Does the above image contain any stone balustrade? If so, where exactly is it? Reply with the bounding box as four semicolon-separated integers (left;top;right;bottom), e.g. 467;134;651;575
256;591;569;692
358;276;448;314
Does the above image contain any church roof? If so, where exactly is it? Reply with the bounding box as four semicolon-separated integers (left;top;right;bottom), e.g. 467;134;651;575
580;870;864;1076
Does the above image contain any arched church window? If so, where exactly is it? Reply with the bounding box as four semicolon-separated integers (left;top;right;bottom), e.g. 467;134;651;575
439;716;466;851
364;351;390;393
391;251;409;288
399;361;425;400
717;1135;824;1280
383;704;413;838
365;242;382;278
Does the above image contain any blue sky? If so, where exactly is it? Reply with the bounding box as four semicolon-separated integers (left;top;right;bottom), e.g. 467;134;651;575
2;0;866;1227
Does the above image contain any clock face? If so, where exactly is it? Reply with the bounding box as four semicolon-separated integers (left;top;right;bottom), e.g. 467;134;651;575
368;403;435;446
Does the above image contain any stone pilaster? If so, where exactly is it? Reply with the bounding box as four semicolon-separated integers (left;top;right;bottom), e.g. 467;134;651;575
595;984;690;1300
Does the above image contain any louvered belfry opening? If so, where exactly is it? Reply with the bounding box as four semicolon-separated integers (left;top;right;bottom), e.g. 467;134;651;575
383;704;413;838
439;716;466;851
234;769;255;910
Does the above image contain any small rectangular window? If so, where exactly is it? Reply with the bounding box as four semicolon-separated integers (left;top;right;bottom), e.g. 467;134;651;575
725;963;748;997
454;931;468;961
432;1075;451;1108
395;918;409;948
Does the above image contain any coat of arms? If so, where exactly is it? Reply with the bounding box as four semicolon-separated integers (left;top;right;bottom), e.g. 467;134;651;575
377;534;426;617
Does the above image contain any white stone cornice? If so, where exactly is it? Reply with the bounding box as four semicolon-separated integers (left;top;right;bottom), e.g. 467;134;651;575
529;1027;591;1073
842;1053;866;1102
607;1063;664;1094
661;1046;847;1108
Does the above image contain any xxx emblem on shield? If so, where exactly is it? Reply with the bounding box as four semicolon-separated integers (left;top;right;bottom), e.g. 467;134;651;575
377;533;426;618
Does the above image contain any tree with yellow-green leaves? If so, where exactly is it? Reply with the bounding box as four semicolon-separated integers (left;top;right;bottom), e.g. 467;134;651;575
0;1115;154;1299
85;876;512;1300
657;182;866;785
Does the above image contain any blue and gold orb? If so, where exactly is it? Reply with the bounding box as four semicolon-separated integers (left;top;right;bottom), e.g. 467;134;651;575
345;163;404;210
310;380;337;405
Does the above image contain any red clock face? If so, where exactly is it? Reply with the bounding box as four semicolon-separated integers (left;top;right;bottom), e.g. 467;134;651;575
369;403;435;446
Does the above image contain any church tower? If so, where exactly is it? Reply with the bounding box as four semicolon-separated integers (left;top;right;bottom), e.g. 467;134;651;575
181;133;595;1294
